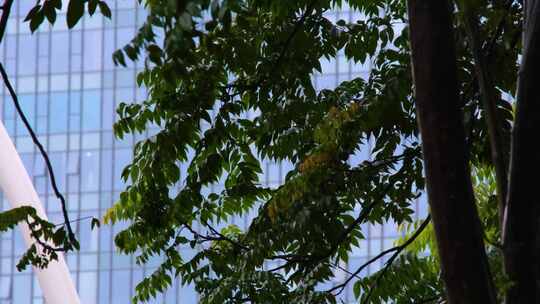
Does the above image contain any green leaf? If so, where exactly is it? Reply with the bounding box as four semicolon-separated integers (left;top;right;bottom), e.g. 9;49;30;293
98;1;112;19
43;4;57;24
24;5;41;22
66;0;85;29
29;10;45;33
88;0;98;15
91;218;101;230
51;0;62;9
112;50;127;66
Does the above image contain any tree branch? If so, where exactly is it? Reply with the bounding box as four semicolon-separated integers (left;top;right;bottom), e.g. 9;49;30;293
0;62;77;247
462;5;509;227
327;215;431;297
361;215;431;303
0;0;13;44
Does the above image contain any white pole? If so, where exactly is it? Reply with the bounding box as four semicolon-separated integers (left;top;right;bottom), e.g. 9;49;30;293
0;122;80;304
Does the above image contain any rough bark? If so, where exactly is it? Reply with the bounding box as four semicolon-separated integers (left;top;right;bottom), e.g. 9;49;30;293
503;1;540;302
407;1;496;303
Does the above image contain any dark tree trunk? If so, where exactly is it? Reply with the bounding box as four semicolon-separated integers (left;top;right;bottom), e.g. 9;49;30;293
503;1;540;302
407;1;496;303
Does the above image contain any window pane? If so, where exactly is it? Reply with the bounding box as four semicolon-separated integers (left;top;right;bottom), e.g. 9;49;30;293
111;270;130;303
18;35;36;75
83;30;103;71
79;272;98;304
51;32;69;73
82;90;101;130
49;92;68;133
81;151;100;192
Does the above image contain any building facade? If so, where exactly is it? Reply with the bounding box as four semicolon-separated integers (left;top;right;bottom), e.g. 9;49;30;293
0;2;424;303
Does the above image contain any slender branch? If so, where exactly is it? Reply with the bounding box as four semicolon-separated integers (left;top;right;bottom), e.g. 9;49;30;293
267;262;291;273
203;221;250;250
25;218;67;252
361;215;431;303
286;185;392;284
462;7;509;227
54;216;94;227
0;63;77;245
0;0;13;44
326;215;431;297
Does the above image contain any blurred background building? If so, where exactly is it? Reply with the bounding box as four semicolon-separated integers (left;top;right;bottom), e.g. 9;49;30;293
0;2;425;303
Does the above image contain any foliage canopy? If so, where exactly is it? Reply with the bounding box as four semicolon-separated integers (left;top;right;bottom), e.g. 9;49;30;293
2;0;524;303
105;0;518;303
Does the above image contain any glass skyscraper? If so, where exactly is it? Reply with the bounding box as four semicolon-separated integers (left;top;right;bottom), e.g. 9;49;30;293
0;2;425;303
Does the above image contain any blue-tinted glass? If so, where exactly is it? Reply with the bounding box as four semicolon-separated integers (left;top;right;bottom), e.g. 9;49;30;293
3;119;15;134
179;283;198;304
49;92;68;133
32;276;42;298
116;28;135;49
71;30;82;54
111;270;130;303
37;33;49;57
18;35;36;75
99;251;111;269
83;30;103;71
82;90;101;130
70;91;82;114
100;149;112;191
79;212;99;251
112;252;131;269
36;94;48;116
81;151;100;192
13;275;31;304
103;29;115;68
5;35;16;59
115;87;134;104
118;10;136;27
113;149;131;190
51;32;69;73
4;96;15;117
49;152;66;191
79;272;98;303
38;57;49;74
102;89;114;129
69;115;81;132
98;271;110;304
0;275;10;298
67;174;80;194
117;69;134;88
71;54;83;73
20;154;33;175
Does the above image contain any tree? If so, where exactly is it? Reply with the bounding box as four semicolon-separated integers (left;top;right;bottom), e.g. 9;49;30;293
502;1;540;302
3;0;535;303
408;1;496;302
100;0;538;303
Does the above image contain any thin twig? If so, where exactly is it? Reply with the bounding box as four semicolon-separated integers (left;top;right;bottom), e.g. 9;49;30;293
0;0;13;44
326;215;431;297
0;63;77;245
362;215;431;303
54;216;94;227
